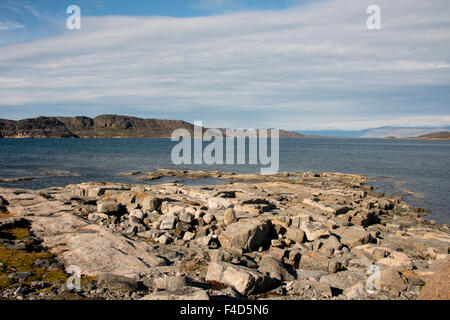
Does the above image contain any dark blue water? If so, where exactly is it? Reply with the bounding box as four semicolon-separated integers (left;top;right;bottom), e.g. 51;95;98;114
0;138;449;223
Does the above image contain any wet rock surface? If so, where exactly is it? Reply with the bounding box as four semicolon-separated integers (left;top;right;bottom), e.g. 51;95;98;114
0;170;449;300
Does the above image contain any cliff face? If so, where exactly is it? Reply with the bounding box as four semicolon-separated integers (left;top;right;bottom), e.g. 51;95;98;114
0;115;304;138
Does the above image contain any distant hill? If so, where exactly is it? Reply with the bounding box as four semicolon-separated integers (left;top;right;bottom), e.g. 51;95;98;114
0;117;77;138
298;126;450;138
0;115;306;138
410;131;450;140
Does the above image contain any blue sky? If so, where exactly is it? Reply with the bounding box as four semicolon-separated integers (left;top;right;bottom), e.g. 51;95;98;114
0;0;449;130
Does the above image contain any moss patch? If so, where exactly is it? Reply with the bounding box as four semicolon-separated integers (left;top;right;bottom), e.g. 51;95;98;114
0;223;69;292
0;227;31;240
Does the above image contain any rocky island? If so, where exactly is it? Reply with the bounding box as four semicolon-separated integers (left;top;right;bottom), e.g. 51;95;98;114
0;170;449;300
0;115;307;139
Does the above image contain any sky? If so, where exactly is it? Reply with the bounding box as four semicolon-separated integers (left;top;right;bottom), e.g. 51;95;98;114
0;0;449;130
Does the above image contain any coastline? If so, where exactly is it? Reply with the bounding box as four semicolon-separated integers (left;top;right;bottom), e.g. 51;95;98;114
0;170;449;300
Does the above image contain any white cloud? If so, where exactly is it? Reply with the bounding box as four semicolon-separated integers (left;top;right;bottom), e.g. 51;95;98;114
0;0;449;130
0;20;24;30
191;0;240;11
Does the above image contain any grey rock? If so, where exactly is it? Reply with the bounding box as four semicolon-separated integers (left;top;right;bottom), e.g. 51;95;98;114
97;201;122;215
9;272;30;282
129;209;145;220
141;287;209;300
206;260;271;296
97;274;139;291
285;228;305;244
208;197;233;210
299;251;331;272
258;257;296;282
140;195;161;212
324;235;342;251
179;212;194;224
218;218;271;254
287;280;333;298
340;227;372;248
183;231;195;241
224;208;237;226
203;213;216;224
300;220;330;241
154;276;189;291
160;216;177;230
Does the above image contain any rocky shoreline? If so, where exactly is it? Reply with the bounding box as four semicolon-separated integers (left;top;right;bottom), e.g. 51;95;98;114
0;170;449;300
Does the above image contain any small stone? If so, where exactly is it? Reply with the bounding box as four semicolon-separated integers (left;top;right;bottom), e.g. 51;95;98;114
344;283;367;299
179;212;193;224
160;216;177;230
271;239;283;247
140;195;161;212
224;208;237;226
158;234;171;245
129;209;145;220
286;249;301;268
183;231;195;241
194;210;204;219
203;213;216;224
324;235;342;251
328;260;343;273
285;228;305;244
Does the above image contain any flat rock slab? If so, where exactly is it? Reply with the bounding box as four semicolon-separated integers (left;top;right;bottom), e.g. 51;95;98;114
1;188;167;278
141;287;210;300
28;212;168;277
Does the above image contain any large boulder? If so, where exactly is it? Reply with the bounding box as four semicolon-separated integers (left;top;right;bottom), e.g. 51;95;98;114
258;257;296;282
285;228;305;243
160;216;177;230
218;218;271;254
340;227;372;248
138;194;161;212
224;208;237;226
97;201;123;215
418;261;450;300
300;220;330;241
299;251;331;272
208;197;233;210
379;267;408;292
206;261;271;296
377;251;414;271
